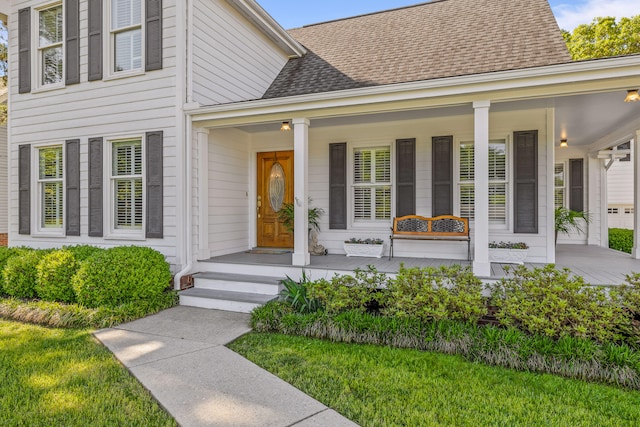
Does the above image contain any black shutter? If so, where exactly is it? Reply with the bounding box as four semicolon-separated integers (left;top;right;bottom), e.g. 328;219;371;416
18;8;31;94
65;0;80;85
88;137;103;236
514;130;538;233
329;143;347;229
18;145;31;235
569;158;584;212
146;131;164;238
396;138;416;217
145;0;163;71
432;136;453;216
65;139;81;236
88;0;103;81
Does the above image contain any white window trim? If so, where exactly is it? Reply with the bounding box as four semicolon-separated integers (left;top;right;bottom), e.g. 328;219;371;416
32;1;65;92
347;140;395;230
104;0;146;80
554;161;568;209
31;142;65;237
453;135;511;231
104;135;146;240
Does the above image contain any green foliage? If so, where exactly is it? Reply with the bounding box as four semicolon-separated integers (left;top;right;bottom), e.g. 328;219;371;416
73;246;172;308
307;266;389;314
64;244;105;261
0;247;31;295
279;272;321;314
491;265;623;342
277;199;324;232
563;15;640;60
35;250;78;303
2;249;49;299
555;207;592;240
383;265;486;322
609;228;634;254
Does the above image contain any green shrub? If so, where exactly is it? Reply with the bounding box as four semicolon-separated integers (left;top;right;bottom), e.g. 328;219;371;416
279;272;321;314
307;266;389;314
383;265;486;322
35;249;79;303
0;247;31;295
3;249;49;299
73;246;172;308
491;264;623;342
64;244;105;261
610;228;633;254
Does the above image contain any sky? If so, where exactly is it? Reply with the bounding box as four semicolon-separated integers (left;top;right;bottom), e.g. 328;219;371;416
258;0;639;31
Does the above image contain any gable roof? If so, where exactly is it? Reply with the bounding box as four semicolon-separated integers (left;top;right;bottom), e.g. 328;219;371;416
262;0;571;99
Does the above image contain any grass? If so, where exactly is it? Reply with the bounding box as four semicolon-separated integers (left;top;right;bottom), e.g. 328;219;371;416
0;320;176;427
229;332;640;427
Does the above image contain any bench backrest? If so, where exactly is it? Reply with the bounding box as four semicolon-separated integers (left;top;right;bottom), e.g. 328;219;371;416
392;215;469;236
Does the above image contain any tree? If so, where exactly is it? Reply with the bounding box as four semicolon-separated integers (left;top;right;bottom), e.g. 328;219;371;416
563;15;640;60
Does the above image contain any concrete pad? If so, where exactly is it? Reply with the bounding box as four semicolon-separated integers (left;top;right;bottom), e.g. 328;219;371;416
129;345;329;427
94;328;214;368
113;306;251;345
295;409;360;427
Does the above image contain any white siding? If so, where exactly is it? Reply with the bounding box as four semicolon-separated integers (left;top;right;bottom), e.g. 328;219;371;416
0;125;7;233
8;1;180;266
607;155;634;229
191;0;289;106
555;147;590;245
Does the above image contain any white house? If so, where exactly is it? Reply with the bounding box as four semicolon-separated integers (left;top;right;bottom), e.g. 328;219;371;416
4;0;640;287
606;140;634;230
0;83;7;246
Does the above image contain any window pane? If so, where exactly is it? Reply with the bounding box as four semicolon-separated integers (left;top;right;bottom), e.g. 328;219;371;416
460;183;474;220
113;0;141;29
375;149;391;183
354;187;372;220
113;140;142;176
39;5;62;46
115;29;142;72
42;46;63;85
375;186;391;220
555;188;564;210
39;147;63;179
488;141;506;181
554;163;565;187
489;183;506;224
42;181;63;228
115;178;143;229
354;150;372;183
459;143;474;182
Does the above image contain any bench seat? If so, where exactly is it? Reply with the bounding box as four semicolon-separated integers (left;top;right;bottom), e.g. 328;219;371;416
389;215;470;260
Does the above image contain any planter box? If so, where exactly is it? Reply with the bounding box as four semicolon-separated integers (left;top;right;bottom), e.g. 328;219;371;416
344;243;385;258
489;248;528;264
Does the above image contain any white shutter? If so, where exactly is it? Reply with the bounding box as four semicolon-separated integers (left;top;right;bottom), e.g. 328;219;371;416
354;187;371;220
38;146;64;229
112;140;143;230
554;163;565;209
459;143;474;219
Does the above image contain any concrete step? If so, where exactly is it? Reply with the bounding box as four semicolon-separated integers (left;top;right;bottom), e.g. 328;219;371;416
193;272;283;295
179;288;278;314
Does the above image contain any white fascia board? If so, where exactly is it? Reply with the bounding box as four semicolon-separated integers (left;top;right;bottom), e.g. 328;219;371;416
188;56;640;125
225;0;306;58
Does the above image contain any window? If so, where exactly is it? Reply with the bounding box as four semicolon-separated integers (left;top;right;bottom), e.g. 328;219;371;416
625;208;634;215
608;208;619;214
37;146;63;231
37;3;63;86
353;147;391;222
110;139;143;233
554;163;566;209
457;140;508;225
111;0;142;72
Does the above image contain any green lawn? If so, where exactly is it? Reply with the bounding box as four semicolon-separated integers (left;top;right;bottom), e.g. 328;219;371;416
229;332;640;427
0;320;176;427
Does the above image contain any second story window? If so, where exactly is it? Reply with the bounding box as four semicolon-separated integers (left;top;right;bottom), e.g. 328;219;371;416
112;0;142;73
38;3;63;86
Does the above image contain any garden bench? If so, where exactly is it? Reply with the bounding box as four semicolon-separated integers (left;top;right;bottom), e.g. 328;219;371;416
389;215;470;260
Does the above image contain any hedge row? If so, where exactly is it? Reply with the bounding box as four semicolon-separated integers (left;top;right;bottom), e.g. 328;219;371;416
0;245;173;309
610;228;634;254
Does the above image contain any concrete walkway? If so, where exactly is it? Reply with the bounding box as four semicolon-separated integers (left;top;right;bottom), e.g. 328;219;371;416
94;306;358;427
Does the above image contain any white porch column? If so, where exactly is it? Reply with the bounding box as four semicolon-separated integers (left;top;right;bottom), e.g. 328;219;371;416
292;118;310;266
473;100;491;277
196;128;210;260
633;133;640;258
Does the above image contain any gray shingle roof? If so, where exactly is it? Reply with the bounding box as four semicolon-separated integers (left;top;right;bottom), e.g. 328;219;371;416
262;0;571;99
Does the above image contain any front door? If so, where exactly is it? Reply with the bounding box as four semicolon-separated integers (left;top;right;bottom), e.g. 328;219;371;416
257;151;294;248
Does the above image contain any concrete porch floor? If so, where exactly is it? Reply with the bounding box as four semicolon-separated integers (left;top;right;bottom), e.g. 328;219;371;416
202;244;640;286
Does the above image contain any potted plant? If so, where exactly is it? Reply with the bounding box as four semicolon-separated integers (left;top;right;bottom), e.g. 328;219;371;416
554;207;592;243
277;200;324;233
489;241;529;264
344;238;385;258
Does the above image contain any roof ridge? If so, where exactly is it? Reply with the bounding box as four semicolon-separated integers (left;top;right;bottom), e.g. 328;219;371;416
294;0;447;29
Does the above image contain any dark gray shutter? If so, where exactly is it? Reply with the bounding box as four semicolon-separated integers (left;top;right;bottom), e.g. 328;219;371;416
65;139;81;236
514;130;538;233
88;137;103;236
88;0;103;81
396;138;416;217
329;143;347;229
18;145;31;234
18;8;31;94
65;0;80;85
569;158;584;212
145;0;163;71
146;131;164;238
432;136;453;216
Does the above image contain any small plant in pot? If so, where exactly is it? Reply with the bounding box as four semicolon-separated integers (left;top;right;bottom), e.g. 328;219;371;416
344;238;385;258
554;207;592;243
489;241;529;264
277;199;324;233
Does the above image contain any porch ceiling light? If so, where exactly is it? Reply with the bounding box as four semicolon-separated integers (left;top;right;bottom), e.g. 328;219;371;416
560;138;568;148
624;89;640;103
280;121;292;131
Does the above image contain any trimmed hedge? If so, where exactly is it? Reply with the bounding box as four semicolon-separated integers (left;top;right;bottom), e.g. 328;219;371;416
610;228;634;254
73;246;172;308
3;249;50;299
35;250;79;303
0;247;31;296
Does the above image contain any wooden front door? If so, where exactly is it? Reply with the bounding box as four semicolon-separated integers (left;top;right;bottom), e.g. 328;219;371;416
257;151;294;248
